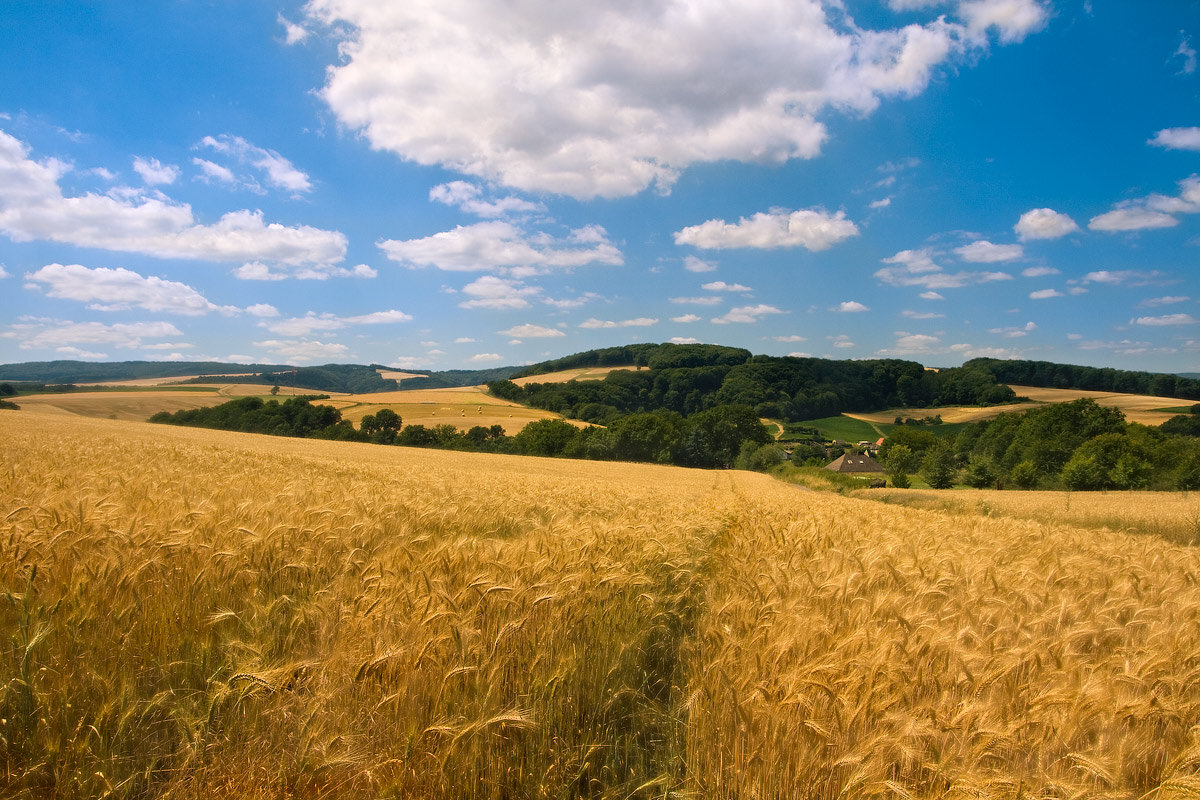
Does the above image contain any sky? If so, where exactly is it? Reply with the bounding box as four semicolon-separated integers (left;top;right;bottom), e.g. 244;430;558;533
2;0;1199;373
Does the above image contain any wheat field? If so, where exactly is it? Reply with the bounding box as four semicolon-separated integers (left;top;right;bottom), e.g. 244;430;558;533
4;411;1200;798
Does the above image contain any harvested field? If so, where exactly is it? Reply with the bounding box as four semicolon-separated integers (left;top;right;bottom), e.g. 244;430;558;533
511;366;641;386
5;410;1200;798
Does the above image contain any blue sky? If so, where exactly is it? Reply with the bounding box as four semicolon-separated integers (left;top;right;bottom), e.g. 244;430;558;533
2;0;1199;372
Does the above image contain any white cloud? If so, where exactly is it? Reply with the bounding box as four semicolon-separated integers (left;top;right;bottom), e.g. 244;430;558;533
254;339;350;364
380;221;622;273
260;309;412;336
683;256;717;273
1149;127;1200;151
669;296;723;305
543;292;601;310
469;352;504;363
132;157;180;186
1082;270;1165;286
711;304;785;324
830;334;855;349
920;290;944;300
878;332;942;356
674;208;858;251
429;181;544;218
672;314;701;323
579;317;658;329
0;265;9;279
875;248;1011;289
989;321;1037;337
1137;296;1190;308
1134;314;1198;327
900;309;945;319
1014;208;1079;240
955;239;1023;262
391;356;437;370
454;337;478;344
278;13;311;45
1021;266;1060;277
306;2;1011;199
6;318;183;351
197;134;312;195
0;131;346;268
1029;288;1063;299
499;323;565;338
832;301;869;312
244;303;279;317
869;197;892;209
233;260;375;281
959;0;1048;42
1175;34;1197;75
670;337;700;344
701;281;753;292
193;158;236;185
458;275;543;309
25;263;237;315
1088;207;1179;232
772;334;807;342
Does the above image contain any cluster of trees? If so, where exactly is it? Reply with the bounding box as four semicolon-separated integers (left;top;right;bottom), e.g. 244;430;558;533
879;399;1200;490
492;347;1017;425
180;364;399;394
149;397;775;470
966;358;1200;400
0;360;290;384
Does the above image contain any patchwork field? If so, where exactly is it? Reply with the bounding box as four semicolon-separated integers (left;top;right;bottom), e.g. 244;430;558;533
845;384;1186;428
511;365;641;385
5;409;1200;798
11;384;332;421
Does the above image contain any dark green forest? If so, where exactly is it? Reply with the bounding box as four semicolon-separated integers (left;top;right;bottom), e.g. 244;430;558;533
966;358;1200;399
493;345;1016;424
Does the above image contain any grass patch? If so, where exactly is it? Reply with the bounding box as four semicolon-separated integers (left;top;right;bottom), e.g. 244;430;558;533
799;415;882;442
772;464;879;493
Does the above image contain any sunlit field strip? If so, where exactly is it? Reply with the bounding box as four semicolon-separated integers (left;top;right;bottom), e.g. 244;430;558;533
3;411;1200;798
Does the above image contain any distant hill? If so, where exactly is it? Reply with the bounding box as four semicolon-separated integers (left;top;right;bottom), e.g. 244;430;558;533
966;358;1200;401
0;360;291;384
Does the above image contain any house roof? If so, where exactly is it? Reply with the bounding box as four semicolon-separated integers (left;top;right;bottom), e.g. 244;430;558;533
825;453;885;473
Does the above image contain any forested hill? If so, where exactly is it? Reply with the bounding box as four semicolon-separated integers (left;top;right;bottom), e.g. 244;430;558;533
0;360;291;383
966;358;1200;400
491;345;1019;424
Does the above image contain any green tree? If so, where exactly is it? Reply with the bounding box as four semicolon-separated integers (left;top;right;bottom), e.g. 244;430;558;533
1008;460;1039;489
513;418;579;457
921;440;958;489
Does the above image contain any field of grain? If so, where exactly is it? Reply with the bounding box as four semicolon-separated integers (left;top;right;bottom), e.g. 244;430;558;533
12;384;332;422
511;366;640;386
862;487;1200;545
5;410;1200;798
847;384;1185;428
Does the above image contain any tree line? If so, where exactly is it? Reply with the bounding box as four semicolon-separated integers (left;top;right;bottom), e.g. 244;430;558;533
965;358;1200;400
148;396;775;469
878;399;1200;490
492;348;1016;424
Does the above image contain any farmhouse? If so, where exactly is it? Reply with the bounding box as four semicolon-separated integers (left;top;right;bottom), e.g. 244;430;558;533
825;453;885;474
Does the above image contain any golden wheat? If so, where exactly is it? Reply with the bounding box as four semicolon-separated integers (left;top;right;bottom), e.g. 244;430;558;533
3;411;1200;798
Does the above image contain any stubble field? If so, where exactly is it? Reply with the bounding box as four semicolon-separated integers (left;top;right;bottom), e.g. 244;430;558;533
4;410;1200;798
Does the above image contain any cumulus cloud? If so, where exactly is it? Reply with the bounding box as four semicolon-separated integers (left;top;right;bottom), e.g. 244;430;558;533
669;296;723;305
1029;288;1063;299
954;240;1023;262
832;301;869;312
196;134;312;195
244;303;279;317
772;334;807;342
193;158;236;185
701;281;753;292
989;321;1037;337
1137;296;1190;308
920;290;944;300
132;157;180;186
304;1;1032;198
254;339;350;364
259;309;412;336
878;332;943;356
278;13;311;45
380;221;622;273
234;261;376;281
874;248;1011;289
1134;313;1198;327
683;256;717;273
0;131;346;268
1082;270;1166;286
672;314;701;323
670;337;700;344
469;353;504;363
1149;127;1200;151
900;309;945;319
0;265;10;279
458;275;543;309
429;181;544;218
1021;266;1060;277
5;318;183;352
24;263;238;315
711;304;785;324
1089;175;1200;232
579;317;658;329
674;208;858;251
498;323;565;338
1014;207;1079;240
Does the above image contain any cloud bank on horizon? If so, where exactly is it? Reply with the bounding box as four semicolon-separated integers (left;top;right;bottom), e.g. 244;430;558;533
1;0;1198;372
